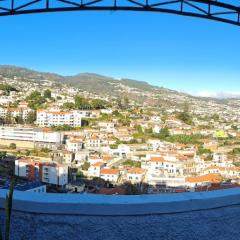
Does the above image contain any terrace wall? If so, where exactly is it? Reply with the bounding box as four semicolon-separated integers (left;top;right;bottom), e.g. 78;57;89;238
1;188;240;240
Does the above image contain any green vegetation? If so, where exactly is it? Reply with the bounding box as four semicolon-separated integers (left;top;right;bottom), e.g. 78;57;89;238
30;148;51;158
62;102;75;110
176;111;193;125
81;162;90;171
74;95;91;109
76;171;86;178
0;151;7;159
167;134;203;144
197;147;212;155
151;128;170;140
110;144;118;149
26;91;47;110
122;160;141;168
9;143;16;150
4;177;15;240
25;111;36;124
176;102;193;125
43;89;51;99
230;148;240;155
51;125;75;131
0;84;17;95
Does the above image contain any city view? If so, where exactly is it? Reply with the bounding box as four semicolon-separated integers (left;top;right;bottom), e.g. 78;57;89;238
1;65;240;194
1;0;240;240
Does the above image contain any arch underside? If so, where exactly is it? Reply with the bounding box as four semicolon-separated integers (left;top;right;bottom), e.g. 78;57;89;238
0;0;240;25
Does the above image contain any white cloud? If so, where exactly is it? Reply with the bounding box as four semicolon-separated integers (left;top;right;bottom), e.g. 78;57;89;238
191;91;240;99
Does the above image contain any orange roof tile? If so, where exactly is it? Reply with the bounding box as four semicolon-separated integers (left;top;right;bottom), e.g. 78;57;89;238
101;168;119;175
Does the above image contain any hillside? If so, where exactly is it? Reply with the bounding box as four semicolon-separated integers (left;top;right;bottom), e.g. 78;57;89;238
0;65;181;95
0;65;222;109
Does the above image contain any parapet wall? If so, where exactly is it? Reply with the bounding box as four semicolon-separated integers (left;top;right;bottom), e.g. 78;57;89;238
1;188;240;240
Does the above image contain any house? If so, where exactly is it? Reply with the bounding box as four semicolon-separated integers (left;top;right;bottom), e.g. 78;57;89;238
185;173;222;188
100;168;119;183
66;139;83;153
85;136;101;149
40;162;68;186
126;168;146;184
88;162;104;177
149;157;179;175
88;155;103;165
15;158;69;187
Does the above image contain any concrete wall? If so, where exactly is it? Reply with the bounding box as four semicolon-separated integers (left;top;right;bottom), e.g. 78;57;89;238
1;188;240;239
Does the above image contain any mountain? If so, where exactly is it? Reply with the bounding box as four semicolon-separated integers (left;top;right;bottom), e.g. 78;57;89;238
0;65;227;108
0;65;180;95
0;65;64;82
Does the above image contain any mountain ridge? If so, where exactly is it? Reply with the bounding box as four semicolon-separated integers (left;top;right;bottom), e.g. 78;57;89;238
0;65;237;103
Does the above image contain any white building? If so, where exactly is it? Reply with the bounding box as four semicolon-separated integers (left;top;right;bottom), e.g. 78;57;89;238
149;157;180;175
126;168;146;184
41;163;68;186
0;107;33;120
15;158;69;187
0;126;63;148
100;168;119;183
85;137;101;149
36;110;82;127
88;162;104;177
66;139;83;153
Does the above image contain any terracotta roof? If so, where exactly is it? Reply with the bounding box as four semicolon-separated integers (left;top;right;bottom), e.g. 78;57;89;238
101;168;119;175
150;157;164;162
186;173;222;183
127;168;145;175
92;162;104;167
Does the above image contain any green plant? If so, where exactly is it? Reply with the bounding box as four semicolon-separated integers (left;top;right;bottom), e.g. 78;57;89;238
9;143;16;150
5;177;15;240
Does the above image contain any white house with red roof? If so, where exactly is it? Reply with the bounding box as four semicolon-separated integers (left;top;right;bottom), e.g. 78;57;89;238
126;167;146;184
66;138;83;153
100;168;119;183
88;162;104;177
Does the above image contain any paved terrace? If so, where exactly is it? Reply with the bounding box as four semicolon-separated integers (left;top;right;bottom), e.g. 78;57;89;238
1;188;240;239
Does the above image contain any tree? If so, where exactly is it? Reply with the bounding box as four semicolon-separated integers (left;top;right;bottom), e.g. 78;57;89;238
123;96;129;109
74;95;90;109
0;151;6;159
197;147;212;155
81;162;90;171
212;113;219;121
136;125;144;134
27;91;46;110
91;99;109;109
51;125;74;131
5;111;12;125
25;111;36;124
43;89;51;99
27;91;41;100
0;84;17;95
15;114;24;124
62;102;75;110
177;111;193;125
9;143;16;150
152;127;170;140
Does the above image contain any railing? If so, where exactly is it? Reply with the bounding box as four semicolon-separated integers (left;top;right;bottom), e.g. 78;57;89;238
0;1;240;26
1;188;240;215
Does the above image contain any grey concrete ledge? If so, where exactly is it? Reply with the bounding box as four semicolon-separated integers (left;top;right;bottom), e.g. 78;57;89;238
1;188;240;216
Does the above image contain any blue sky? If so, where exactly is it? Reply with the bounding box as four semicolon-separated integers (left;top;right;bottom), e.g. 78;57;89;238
0;10;240;97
